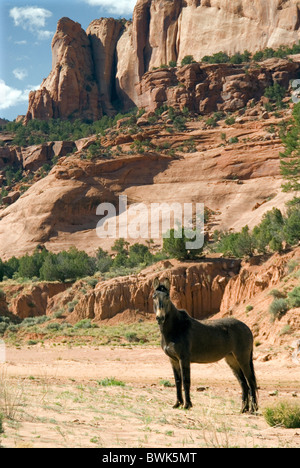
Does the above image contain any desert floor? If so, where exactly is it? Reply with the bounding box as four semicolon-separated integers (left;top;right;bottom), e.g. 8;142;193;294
0;344;299;448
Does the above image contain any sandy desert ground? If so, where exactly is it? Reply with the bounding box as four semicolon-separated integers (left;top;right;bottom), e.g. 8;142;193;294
0;343;299;449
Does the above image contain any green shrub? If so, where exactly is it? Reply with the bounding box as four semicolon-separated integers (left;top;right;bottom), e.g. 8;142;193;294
225;116;235;125
20;316;50;327
287;286;300;308
0;323;8;335
269;298;289;320
264;82;286;109
40;247;96;282
163;226;204;260
125;331;139;343
202;51;230;64
74;319;98;329
269;289;286;299
45;322;62;331
181;55;195;66
263;401;300;428
228;136;239;144
97;377;125;387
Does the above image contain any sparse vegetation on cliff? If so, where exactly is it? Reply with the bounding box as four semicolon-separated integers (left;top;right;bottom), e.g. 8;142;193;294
212;205;300;258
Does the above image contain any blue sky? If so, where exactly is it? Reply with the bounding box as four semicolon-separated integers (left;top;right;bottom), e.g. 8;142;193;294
0;0;136;121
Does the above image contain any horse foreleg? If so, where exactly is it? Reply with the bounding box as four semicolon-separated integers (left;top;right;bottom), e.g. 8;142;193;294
170;358;183;408
180;358;192;410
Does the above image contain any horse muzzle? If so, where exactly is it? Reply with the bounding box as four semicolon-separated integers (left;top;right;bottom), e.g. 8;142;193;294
156;310;166;325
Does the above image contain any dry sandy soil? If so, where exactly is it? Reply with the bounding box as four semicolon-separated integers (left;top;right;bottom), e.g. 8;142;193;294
0;343;299;448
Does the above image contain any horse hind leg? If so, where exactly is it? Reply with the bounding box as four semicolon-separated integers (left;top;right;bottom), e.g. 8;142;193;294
237;351;258;413
225;353;250;413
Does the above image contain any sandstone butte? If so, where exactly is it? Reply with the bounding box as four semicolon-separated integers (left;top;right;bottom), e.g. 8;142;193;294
25;0;300;121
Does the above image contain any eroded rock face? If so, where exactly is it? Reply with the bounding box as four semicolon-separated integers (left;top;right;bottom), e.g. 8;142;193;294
137;58;300;113
25;0;300;120
25;18;101;123
66;259;240;323
219;253;290;315
87;18;123;115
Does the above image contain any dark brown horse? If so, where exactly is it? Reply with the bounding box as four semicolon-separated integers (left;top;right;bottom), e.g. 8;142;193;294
153;277;258;413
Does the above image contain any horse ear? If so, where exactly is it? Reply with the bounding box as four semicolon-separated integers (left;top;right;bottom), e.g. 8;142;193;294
153;277;160;290
162;278;170;291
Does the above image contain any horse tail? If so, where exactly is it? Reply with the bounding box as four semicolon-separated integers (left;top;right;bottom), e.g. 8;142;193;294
250;349;259;403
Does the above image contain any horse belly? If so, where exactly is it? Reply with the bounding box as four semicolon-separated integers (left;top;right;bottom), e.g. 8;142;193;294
190;337;233;364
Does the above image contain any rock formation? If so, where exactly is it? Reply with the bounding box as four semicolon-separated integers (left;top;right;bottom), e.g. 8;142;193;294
25;0;300;121
26;18;101;123
0;259;240;322
0;109;293;259
137;58;300;114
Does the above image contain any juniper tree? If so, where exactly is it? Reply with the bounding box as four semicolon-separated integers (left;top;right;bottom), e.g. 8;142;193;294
280;103;300;202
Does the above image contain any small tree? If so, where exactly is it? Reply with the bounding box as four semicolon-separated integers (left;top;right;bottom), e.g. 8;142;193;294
264;82;286;109
95;247;113;273
163;226;204;260
280;103;300;200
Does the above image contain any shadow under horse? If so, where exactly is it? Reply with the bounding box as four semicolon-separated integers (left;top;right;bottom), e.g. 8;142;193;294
153;277;258;413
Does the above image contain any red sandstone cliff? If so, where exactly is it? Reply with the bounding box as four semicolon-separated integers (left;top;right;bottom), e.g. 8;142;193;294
25;0;300;121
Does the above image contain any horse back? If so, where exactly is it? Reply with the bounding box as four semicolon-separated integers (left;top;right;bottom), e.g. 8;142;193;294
189;317;254;364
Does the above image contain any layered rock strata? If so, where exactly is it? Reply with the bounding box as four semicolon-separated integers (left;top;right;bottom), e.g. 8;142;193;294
26;0;300;121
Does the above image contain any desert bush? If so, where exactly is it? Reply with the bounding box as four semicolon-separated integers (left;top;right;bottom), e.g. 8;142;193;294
263;401;300;428
202;51;230;64
269;298;289;320
181;55;195;66
95;248;113;273
287;286;300;308
264;82;286;109
74;319;98;329
45;322;62;331
269;289;286;299
228;136;239;144
163;225;204;260
97;377;125;387
225;116;235;125
213;226;255;258
283;205;300;245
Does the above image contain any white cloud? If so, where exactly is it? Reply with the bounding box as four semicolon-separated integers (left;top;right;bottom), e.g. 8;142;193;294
0;80;39;110
84;0;136;15
10;6;52;30
37;30;54;40
13;68;28;81
9;6;53;40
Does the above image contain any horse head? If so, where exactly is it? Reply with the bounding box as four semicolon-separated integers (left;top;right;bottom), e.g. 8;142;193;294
152;277;171;326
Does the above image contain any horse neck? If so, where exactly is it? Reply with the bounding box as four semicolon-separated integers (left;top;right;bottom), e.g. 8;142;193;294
162;301;180;336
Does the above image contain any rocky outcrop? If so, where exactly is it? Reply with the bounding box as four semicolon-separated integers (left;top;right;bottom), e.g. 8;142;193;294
87;18;123;115
25;18;101;123
0;110;293;258
2;282;70;319
25;0;300;121
219;250;298;315
63;259;241;323
137;58;300;113
215;247;300;346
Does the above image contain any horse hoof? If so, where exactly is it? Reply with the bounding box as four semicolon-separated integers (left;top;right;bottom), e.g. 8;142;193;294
173;401;183;409
184;402;193;410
